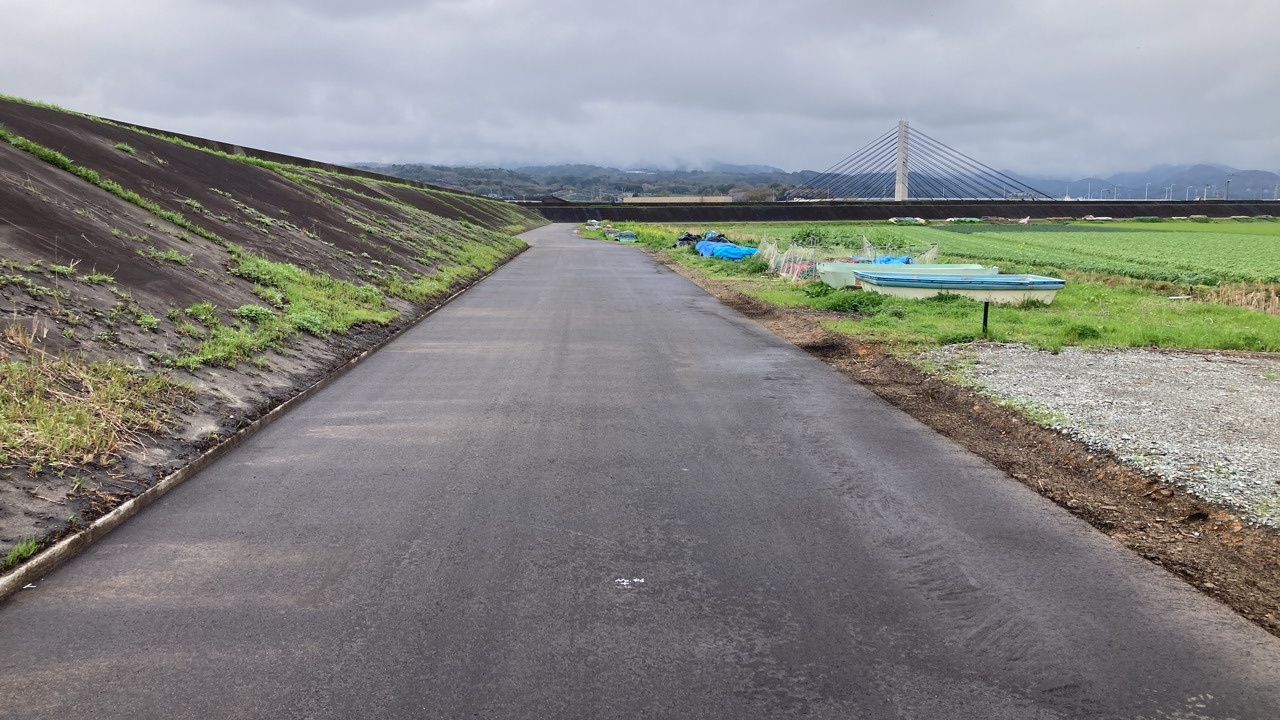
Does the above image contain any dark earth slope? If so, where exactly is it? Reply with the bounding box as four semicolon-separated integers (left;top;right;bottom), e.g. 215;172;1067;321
0;96;545;565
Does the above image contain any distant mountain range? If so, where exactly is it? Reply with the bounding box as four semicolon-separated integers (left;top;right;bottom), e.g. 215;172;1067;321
352;162;817;201
353;161;1280;202
1009;164;1280;201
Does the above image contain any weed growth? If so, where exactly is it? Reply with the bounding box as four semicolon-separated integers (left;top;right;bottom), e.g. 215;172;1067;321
233;305;274;323
170;250;395;369
3;537;37;570
0;356;191;475
138;247;192;265
78;270;115;285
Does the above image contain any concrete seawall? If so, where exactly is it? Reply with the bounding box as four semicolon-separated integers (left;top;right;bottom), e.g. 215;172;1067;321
533;200;1279;223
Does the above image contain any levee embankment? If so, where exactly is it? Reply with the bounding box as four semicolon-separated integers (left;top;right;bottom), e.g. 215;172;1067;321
0;95;546;575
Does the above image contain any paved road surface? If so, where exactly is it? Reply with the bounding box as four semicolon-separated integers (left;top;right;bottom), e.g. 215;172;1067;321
3;224;1279;718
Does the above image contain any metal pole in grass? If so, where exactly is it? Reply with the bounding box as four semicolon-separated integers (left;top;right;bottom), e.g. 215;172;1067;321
982;301;990;336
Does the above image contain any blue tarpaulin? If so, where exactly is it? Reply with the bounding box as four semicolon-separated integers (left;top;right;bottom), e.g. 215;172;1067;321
695;240;758;260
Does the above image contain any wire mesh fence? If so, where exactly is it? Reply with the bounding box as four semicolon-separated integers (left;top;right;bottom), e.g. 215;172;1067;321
757;238;940;281
860;237;939;263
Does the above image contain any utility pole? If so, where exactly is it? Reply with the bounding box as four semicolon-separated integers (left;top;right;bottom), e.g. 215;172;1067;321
1226;173;1233;201
1145;182;1149;200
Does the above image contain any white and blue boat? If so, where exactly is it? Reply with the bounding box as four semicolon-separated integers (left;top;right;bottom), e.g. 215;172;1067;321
852;270;1066;304
817;262;991;289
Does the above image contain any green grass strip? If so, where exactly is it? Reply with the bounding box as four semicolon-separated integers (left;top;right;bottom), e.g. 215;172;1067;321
0;124;227;247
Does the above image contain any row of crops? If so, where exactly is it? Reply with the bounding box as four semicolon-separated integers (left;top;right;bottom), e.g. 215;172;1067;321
711;221;1280;286
584;219;1280;351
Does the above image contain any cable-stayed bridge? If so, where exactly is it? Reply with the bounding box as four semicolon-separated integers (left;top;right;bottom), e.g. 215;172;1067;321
791;121;1052;201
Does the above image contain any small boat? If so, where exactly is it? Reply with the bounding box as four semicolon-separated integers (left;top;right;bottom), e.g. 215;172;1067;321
818;262;990;289
852;271;1066;304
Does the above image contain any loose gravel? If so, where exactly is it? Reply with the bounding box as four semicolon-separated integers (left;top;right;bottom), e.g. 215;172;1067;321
919;344;1280;527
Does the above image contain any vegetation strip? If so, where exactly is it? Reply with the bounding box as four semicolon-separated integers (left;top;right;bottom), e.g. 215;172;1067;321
586;221;1280;352
0;124;229;246
0;121;529;372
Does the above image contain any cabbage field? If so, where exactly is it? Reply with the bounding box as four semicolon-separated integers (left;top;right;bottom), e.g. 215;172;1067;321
650;218;1280;351
920;224;1280;285
707;220;1280;286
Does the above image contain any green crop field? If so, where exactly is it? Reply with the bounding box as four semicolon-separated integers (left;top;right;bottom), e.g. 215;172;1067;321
702;220;1280;285
601;218;1280;353
924;225;1280;285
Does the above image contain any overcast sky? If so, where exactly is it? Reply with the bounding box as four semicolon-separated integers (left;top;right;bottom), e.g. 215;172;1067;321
2;0;1277;177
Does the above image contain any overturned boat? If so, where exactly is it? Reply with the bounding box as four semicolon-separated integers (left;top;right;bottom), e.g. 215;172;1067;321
851;270;1066;305
818;262;991;289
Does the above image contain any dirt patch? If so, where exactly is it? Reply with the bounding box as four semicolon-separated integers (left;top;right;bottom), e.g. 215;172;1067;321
659;254;1280;639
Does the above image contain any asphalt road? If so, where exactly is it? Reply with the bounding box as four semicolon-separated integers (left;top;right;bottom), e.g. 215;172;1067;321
3;224;1279;719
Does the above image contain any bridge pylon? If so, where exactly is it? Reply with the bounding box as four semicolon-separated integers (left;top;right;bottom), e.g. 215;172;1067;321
894;120;909;202
791;122;1051;201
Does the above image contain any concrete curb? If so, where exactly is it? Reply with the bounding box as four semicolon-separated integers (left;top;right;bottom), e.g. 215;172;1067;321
0;244;529;602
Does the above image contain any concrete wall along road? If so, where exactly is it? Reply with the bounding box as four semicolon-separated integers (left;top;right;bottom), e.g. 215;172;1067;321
535;200;1280;223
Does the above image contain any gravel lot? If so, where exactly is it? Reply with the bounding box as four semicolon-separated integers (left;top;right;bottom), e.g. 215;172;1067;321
920;344;1280;527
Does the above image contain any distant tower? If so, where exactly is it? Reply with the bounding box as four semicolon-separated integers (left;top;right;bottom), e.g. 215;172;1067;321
894;120;909;201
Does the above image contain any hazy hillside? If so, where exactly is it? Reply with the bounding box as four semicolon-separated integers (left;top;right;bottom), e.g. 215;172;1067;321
1013;164;1280;200
363;159;1280;203
354;162;819;201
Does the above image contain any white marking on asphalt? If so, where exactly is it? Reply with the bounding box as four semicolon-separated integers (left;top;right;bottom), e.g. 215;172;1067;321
614;578;645;588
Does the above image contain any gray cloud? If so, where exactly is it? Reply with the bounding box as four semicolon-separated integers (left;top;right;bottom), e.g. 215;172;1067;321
2;0;1277;176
